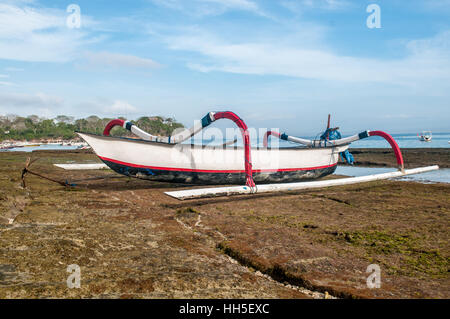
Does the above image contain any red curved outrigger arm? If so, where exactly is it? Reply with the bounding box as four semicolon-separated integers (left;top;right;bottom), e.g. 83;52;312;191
102;112;256;188
263;131;280;148
103;119;125;136
368;131;404;171
213;111;255;187
264;129;404;171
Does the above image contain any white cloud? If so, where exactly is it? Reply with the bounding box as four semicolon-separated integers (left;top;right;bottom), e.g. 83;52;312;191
0;4;62;38
84;52;161;69
422;0;450;10
73;98;140;116
199;0;259;12
0;92;64;115
281;0;349;13
0;3;98;62
0;74;9;78
150;0;184;10
5;67;24;72
0;0;36;5
381;114;415;119
166;29;450;86
110;100;138;113
302;0;349;10
150;0;266;17
0;81;14;86
0;92;137;118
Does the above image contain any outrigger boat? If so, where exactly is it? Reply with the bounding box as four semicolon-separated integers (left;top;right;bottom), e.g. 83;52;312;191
77;111;438;200
418;131;432;142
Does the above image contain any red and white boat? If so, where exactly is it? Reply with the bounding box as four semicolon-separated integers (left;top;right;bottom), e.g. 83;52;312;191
77;111;406;187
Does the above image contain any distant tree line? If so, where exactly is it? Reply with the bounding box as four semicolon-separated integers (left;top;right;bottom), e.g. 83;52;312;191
0;114;184;141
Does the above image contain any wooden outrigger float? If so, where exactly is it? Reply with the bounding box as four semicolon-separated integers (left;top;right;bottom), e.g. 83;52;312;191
165;166;439;200
76;111;439;200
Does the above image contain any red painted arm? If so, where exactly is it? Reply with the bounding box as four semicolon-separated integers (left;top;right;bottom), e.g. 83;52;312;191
369;131;404;171
103;119;125;136
213;111;255;188
263;131;281;148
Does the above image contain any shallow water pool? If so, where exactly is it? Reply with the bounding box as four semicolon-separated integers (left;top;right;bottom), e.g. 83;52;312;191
334;166;450;184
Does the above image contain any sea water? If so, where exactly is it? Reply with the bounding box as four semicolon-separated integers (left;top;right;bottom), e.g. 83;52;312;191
347;132;450;149
1;144;80;152
335;166;450;184
3;132;450;150
193;132;450;148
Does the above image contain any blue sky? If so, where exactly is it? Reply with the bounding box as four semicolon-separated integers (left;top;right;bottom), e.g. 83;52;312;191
0;0;449;134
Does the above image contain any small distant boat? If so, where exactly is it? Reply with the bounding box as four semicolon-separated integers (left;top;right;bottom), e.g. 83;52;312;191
418;131;432;142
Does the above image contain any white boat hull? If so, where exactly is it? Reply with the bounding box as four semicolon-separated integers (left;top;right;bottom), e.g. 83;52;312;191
77;132;349;184
419;136;432;142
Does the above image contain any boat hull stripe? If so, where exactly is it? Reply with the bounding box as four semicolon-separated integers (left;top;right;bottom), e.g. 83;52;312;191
98;156;337;173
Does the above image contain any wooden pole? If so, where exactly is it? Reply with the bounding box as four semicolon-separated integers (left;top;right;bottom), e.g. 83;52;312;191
326;114;331;139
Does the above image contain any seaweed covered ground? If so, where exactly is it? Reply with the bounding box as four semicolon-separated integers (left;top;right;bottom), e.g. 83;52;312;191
0;149;449;298
349;148;450;168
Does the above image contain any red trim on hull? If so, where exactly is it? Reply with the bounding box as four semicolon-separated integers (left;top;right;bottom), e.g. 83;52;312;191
99;156;337;174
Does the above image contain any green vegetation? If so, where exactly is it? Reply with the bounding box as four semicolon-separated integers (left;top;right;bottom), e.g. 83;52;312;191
175;207;200;217
0;114;184;141
330;230;449;278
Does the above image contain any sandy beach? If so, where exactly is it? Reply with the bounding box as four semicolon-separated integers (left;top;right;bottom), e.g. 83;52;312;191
0;148;448;298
